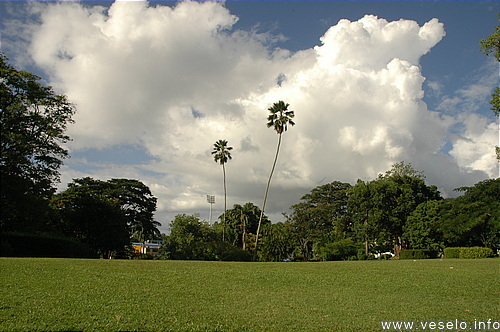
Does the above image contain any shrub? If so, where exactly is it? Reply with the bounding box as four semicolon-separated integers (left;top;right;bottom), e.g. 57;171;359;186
318;239;359;261
445;247;494;259
461;247;494;259
443;247;461;259
199;241;252;262
217;246;252;262
399;249;438;260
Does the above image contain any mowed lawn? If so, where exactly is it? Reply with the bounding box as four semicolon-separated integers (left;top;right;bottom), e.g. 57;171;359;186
0;258;498;331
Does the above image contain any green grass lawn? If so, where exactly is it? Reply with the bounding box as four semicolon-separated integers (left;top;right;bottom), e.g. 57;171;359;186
0;258;498;331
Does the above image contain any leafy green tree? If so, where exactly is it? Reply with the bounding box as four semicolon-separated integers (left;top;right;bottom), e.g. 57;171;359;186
107;178;160;243
348;162;441;256
50;185;130;257
347;180;377;255
1;53;75;232
348;179;395;256
67;177;160;241
287;181;352;260
51;178;160;256
298;181;352;239
480;13;500;63
254;101;295;260
379;169;441;255
440;179;499;249
161;214;217;260
404;200;445;251
212;139;233;242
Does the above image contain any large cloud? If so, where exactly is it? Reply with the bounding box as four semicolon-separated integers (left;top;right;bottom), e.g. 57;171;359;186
9;1;497;226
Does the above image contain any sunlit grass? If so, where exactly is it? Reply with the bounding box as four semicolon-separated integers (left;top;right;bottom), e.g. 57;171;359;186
0;258;498;331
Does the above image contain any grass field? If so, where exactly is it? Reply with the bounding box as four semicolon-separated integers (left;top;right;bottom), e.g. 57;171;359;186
0;258;498;331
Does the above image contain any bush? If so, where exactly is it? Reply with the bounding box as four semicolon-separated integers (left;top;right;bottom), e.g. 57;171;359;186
399;249;438;260
445;247;494;259
460;247;494;259
318;239;359;261
216;245;252;262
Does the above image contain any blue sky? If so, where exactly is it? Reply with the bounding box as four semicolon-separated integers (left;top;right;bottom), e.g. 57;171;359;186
226;1;498;115
1;1;498;232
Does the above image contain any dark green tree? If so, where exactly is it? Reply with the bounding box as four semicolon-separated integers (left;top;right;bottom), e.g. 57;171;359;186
50;178;160;256
50;185;130;257
404;179;499;252
379;170;441;255
479;13;500;63
66;177;160;241
254;101;295;260
404;200;445;251
441;179;499;249
161;214;217;260
107;178;160;243
212;139;233;242
347;180;377;255
1;53;75;232
348;162;441;256
288;181;352;260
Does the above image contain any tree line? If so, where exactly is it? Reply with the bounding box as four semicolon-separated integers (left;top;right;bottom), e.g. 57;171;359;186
1;19;498;259
160;163;498;261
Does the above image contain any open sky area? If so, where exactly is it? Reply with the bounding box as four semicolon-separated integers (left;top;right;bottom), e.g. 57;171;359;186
1;0;498;233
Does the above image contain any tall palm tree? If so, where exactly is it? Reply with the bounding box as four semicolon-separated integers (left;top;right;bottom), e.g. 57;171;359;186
212;139;233;242
253;101;295;260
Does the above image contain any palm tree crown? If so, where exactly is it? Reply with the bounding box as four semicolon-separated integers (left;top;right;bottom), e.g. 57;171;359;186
212;139;233;164
267;100;295;134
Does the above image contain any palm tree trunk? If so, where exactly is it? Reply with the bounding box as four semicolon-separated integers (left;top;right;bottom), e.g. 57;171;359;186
253;133;282;261
223;162;227;242
242;214;247;250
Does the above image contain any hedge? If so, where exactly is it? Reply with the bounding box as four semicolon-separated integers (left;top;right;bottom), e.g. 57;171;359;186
0;232;95;258
399;249;439;260
444;247;494;259
443;247;461;259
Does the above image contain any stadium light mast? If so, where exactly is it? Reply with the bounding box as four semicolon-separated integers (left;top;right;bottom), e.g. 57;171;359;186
206;195;215;222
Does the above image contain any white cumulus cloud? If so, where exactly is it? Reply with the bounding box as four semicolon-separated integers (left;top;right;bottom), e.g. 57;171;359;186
6;1;497;225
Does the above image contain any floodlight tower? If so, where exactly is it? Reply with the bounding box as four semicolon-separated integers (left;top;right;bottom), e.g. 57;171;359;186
207;195;215;222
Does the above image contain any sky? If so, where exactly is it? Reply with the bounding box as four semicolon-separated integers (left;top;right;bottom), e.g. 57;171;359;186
1;0;499;233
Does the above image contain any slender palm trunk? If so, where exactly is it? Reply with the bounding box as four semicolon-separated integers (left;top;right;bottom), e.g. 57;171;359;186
223;162;227;242
242;213;247;250
253;133;282;260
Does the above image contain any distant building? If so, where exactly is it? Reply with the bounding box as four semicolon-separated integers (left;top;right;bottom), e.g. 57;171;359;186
132;240;162;256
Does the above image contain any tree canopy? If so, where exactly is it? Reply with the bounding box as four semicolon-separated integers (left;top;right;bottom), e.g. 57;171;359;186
50;177;160;257
1;53;75;232
348;162;442;256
